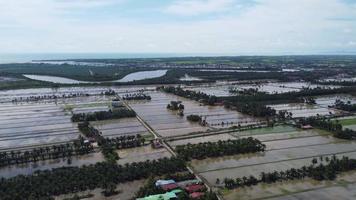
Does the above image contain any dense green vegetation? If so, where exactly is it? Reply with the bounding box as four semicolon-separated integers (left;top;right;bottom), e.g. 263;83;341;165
12;89;116;103
1;55;356;90
0;63;141;81
122;93;151;100
223;156;356;189
225;101;276;117
0;138;93;167
333;99;356;112
0;157;186;200
159;86;219;105
299;117;356;139
221;87;356;104
186;114;202;122
71;109;136;122
167;101;185;112
175;137;266;160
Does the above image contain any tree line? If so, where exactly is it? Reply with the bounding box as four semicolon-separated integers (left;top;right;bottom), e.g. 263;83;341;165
223;155;356;189
71;109;136;122
175;137;266;160
221;86;356;104
332;99;356;112
0;138;93;167
186;114;202;122
11;89;116;103
122;93;151;100
0;157;186;200
224;101;276;118
159;86;219;106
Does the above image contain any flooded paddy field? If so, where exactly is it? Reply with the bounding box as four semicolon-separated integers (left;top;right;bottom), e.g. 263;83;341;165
116;145;171;165
185;81;336;97
168;133;236;147
193;135;354;173
269;103;340;118
0;152;104;178
223;170;356;200
315;94;356;107
184;125;356;199
91;118;152;138
128;91;259;137
0;86;155;103
0;102;80;149
56;179;145;200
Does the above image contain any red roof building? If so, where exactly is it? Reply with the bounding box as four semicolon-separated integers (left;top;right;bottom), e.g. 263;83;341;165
185;184;205;193
190;192;205;199
161;183;179;191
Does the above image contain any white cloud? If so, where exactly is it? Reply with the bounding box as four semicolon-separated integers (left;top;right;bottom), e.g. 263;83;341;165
165;0;234;16
0;0;355;54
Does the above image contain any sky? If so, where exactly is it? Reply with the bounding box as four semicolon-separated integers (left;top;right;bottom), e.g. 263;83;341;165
0;0;356;55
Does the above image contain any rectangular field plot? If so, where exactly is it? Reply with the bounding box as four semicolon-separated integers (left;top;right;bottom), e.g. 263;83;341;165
315;94;356;107
0;152;105;178
269;103;339;118
0;102;80;149
168;133;236;147
91;118;152;138
128;91;259;137
0;86;153;103
189;128;356;193
193;140;356;173
116;145;171;165
185;82;316;97
268;179;356;200
231;125;298;137
223;168;356;200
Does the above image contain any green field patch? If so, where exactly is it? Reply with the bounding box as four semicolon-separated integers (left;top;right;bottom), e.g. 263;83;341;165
335;117;356;126
232;125;298;137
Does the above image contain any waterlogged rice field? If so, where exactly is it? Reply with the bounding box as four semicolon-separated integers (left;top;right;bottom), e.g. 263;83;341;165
269;103;340;118
168;133;236;147
116;145;171;165
186;82;334;97
223;172;356;200
0;102;80;149
174;125;356;199
0;86;155;103
91;118;152;138
128;91;260;137
0;152;105;178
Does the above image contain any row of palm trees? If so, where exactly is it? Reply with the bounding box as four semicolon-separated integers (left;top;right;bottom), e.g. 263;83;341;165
11;89;117;103
159;86;219;106
0;157;186;200
223;155;356;189
122;93;151;100
0;138;93;167
71;109;136;122
333;99;356;112
175;137;266;160
225;101;277;117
